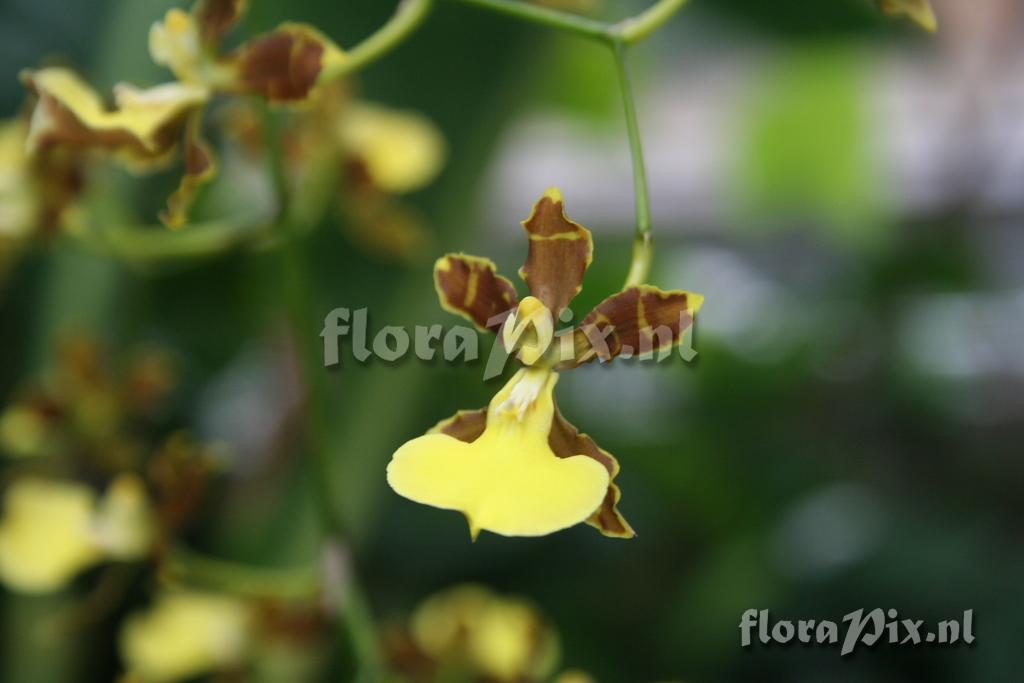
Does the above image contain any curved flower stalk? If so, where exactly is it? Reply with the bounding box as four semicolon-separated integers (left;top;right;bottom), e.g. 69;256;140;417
387;188;703;539
876;0;938;32
0;475;154;593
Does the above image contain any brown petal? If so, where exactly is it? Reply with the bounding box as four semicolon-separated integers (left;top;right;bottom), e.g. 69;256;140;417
229;24;346;103
195;0;248;47
567;285;703;367
518;187;593;314
434;254;519;333
549;408;635;538
428;408;487;442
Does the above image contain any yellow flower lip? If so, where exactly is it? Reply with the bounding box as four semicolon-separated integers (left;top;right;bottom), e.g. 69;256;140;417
387;368;609;539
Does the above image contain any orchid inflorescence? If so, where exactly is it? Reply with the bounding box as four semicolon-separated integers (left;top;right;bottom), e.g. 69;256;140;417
0;0;937;680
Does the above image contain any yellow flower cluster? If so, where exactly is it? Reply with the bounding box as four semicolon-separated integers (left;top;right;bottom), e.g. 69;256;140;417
120;591;252;683
16;0;445;234
0;475;153;593
385;584;599;683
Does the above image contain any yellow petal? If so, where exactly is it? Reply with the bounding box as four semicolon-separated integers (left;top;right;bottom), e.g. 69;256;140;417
338;102;446;194
149;8;204;83
410;585;560;681
93;474;154;559
387;369;609;538
120;591;251;683
23;68;208;165
0;478;102;593
0;120;38;240
877;0;937;32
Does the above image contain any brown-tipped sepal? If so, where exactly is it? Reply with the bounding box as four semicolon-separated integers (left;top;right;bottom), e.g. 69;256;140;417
228;24;346;103
518;187;593;315
160;112;217;229
549;409;635;538
434;254;519;334
568;285;703;367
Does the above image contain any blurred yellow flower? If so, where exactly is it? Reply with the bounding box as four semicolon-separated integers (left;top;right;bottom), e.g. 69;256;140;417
338;102;446;194
149;1;346;103
149;9;206;84
23;68;209;169
94;475;156;559
410;585;559;682
553;671;599;683
0;404;48;458
120;591;252;683
0;475;154;593
0;120;38;241
0;478;100;592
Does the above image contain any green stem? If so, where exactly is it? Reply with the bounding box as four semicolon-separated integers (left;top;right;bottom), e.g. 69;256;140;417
82;216;273;265
260;106;386;680
450;0;611;42
165;548;320;601
613;0;689;44
448;0;689;45
321;0;436;80
612;41;654;287
445;0;681;285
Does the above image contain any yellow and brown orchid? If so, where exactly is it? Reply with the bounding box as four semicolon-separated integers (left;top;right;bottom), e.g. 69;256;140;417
387;188;703;539
19;0;349;229
149;0;346;102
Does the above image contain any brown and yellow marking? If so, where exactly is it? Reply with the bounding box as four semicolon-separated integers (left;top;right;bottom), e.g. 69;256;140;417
195;0;249;46
569;285;703;366
549;409;634;538
21;69;206;166
160;113;217;229
434;254;520;333
428;408;487;442
518;187;593;314
229;24;345;103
